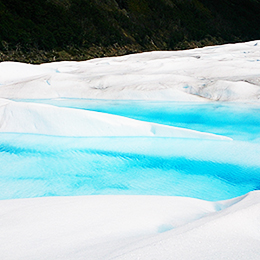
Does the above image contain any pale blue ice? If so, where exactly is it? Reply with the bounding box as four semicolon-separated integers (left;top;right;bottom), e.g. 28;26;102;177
1;100;260;201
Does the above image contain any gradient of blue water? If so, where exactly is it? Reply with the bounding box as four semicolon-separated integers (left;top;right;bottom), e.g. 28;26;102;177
16;99;260;141
1;100;260;201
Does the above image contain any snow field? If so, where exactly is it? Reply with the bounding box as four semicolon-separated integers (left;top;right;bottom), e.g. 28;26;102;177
0;40;260;101
0;192;259;260
1;40;260;259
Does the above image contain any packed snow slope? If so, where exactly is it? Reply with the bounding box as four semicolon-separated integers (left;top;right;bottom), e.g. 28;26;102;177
0;98;231;139
0;192;260;260
0;40;260;101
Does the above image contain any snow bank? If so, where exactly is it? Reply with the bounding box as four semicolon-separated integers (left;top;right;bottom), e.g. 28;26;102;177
0;41;260;101
110;191;260;260
0;192;259;260
0;99;231;140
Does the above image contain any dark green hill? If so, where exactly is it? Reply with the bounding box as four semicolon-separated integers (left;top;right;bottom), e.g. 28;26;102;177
1;0;260;63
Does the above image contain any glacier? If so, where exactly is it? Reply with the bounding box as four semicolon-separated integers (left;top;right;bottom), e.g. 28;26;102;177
0;40;260;101
0;40;260;260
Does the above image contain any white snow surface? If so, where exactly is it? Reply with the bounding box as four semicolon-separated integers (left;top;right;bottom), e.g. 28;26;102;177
0;191;260;260
0;40;260;101
0;98;231;139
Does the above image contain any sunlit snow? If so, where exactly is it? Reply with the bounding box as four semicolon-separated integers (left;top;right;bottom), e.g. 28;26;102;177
0;41;260;260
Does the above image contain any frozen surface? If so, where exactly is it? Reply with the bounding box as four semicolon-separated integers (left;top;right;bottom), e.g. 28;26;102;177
0;192;260;260
14;99;260;141
0;99;231;139
1;41;260;259
0;40;260;101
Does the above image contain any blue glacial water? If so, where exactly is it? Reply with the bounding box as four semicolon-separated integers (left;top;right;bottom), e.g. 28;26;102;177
1;100;260;201
16;99;260;141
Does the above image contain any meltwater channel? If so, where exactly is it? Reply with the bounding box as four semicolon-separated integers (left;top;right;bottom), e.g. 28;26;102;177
1;100;260;201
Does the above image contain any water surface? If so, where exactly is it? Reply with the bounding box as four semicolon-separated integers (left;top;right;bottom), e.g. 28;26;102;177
1;100;260;201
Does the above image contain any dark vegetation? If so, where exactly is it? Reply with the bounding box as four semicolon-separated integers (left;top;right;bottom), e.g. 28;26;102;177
1;0;260;63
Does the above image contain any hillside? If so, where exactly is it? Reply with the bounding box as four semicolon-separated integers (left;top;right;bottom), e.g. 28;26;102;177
1;0;260;63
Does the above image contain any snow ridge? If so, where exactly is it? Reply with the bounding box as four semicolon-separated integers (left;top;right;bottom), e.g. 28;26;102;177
0;99;232;140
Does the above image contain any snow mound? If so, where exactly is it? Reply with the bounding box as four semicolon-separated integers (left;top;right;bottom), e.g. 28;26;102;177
0;99;231;140
1;41;260;101
111;191;260;260
0;192;259;260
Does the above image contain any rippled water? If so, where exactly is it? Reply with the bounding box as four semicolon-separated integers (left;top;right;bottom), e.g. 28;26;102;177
1;100;260;201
